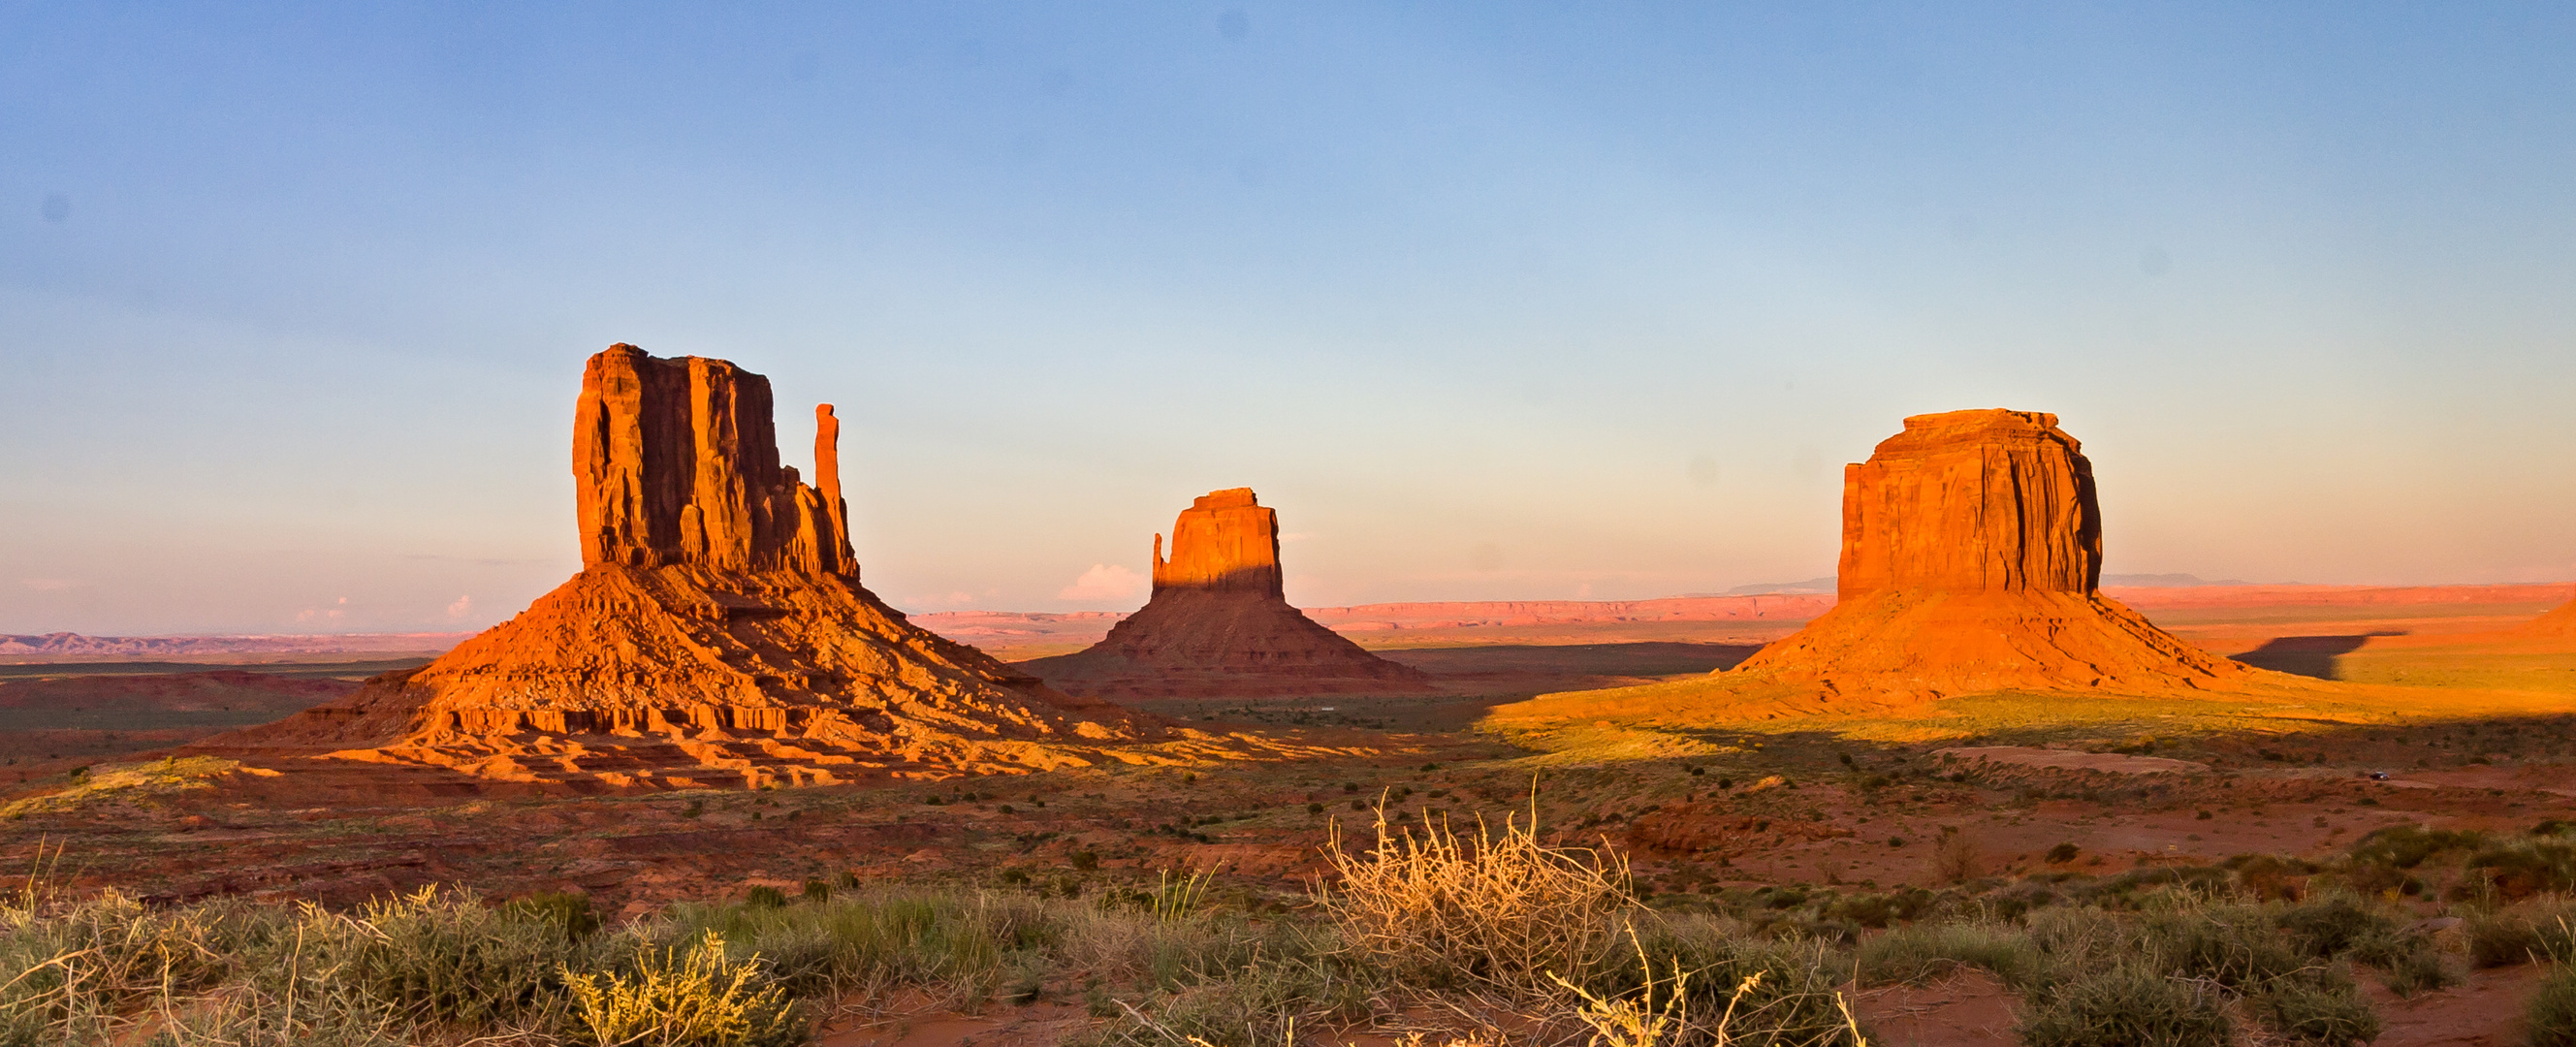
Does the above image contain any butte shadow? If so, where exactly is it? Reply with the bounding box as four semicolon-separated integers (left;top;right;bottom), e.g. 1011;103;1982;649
1483;409;2339;745
1022;489;1432;699
196;345;1325;790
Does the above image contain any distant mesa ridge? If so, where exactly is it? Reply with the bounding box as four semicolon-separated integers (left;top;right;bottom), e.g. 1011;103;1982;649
197;344;1226;787
1024;488;1431;697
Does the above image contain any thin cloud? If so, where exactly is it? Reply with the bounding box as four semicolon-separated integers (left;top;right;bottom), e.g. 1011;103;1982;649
445;594;473;619
19;579;79;591
1060;564;1145;602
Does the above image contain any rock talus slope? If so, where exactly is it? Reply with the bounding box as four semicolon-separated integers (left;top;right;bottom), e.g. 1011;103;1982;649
1025;489;1430;697
206;345;1268;787
2515;598;2576;645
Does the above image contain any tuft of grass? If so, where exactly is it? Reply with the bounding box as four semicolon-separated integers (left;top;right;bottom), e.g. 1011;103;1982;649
560;930;801;1047
1856;920;2042;989
2464;898;2576;968
1320;804;1631;999
2531;963;2576;1047
2017;965;2233;1047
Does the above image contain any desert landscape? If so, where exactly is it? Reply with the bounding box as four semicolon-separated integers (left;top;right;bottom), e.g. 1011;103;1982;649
8;381;2576;1047
14;8;2576;1047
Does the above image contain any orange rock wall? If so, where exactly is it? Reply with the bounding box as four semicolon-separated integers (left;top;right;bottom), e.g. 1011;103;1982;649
1837;409;2100;600
1151;487;1283;597
573;344;854;576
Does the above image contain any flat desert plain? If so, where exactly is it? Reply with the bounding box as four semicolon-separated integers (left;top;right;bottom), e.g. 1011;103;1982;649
5;582;2574;1046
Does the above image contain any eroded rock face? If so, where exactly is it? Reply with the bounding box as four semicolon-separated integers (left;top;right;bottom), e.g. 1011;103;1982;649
1837;410;2099;599
1027;489;1429;697
199;345;1282;787
1152;488;1284;596
573;345;853;577
1727;408;2252;705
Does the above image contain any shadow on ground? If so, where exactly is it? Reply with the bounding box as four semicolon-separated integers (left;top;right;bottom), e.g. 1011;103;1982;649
2231;633;2406;680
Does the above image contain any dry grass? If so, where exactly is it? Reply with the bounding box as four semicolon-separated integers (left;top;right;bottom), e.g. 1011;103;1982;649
560;931;798;1047
1320;800;1634;999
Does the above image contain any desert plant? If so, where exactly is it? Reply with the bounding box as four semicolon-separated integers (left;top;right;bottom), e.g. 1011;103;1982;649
559;930;800;1047
1855;920;2042;989
2531;963;2576;1047
2017;965;2232;1047
1320;805;1632;999
2464;898;2576;968
2244;968;2381;1047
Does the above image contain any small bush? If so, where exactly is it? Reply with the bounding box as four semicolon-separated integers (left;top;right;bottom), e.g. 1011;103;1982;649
2465;898;2576;968
2018;965;2232;1047
2247;972;2382;1047
2047;842;2081;865
2274;895;2394;960
2530;964;2576;1047
560;931;801;1047
1321;807;1631;999
1856;921;2041;989
743;886;788;910
2372;945;2457;998
2465;838;2576;900
502;890;603;939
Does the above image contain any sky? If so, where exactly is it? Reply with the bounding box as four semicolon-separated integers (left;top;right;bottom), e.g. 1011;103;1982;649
4;3;2575;635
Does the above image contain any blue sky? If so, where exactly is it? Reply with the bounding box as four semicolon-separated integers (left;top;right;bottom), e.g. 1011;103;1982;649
5;3;2574;634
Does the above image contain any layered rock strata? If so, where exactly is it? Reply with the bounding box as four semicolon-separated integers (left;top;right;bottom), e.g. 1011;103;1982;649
207;345;1259;787
1723;409;2251;706
1026;489;1431;697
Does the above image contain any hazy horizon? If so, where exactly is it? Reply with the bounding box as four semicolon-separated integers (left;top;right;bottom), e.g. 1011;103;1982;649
8;4;2576;634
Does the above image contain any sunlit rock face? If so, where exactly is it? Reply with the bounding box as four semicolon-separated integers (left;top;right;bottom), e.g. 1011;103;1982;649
1728;409;2251;703
200;345;1225;788
1026;488;1431;698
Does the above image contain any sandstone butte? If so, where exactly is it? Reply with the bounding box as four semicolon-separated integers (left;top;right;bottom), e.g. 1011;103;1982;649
202;345;1273;789
1490;409;2278;728
1023;489;1432;698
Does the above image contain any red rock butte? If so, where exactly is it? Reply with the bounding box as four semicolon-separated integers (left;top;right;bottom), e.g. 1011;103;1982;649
1025;489;1430;697
203;345;1257;787
1725;409;2256;708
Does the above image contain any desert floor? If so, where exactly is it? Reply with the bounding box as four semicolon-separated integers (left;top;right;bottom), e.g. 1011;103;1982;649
5;583;2574;1046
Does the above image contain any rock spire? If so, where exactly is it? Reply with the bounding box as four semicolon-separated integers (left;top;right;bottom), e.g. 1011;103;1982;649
1027;489;1430;697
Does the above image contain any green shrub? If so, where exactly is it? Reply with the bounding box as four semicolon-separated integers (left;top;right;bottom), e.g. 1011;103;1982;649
2245;971;2381;1047
2347;825;2481;871
743;886;788;910
1856;921;2041;989
2371;945;2457;998
2464;898;2576;968
501;890;602;939
2018;966;2232;1047
2139;905;2311;990
2464;838;2576;900
2273;895;2395;960
2531;964;2576;1047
